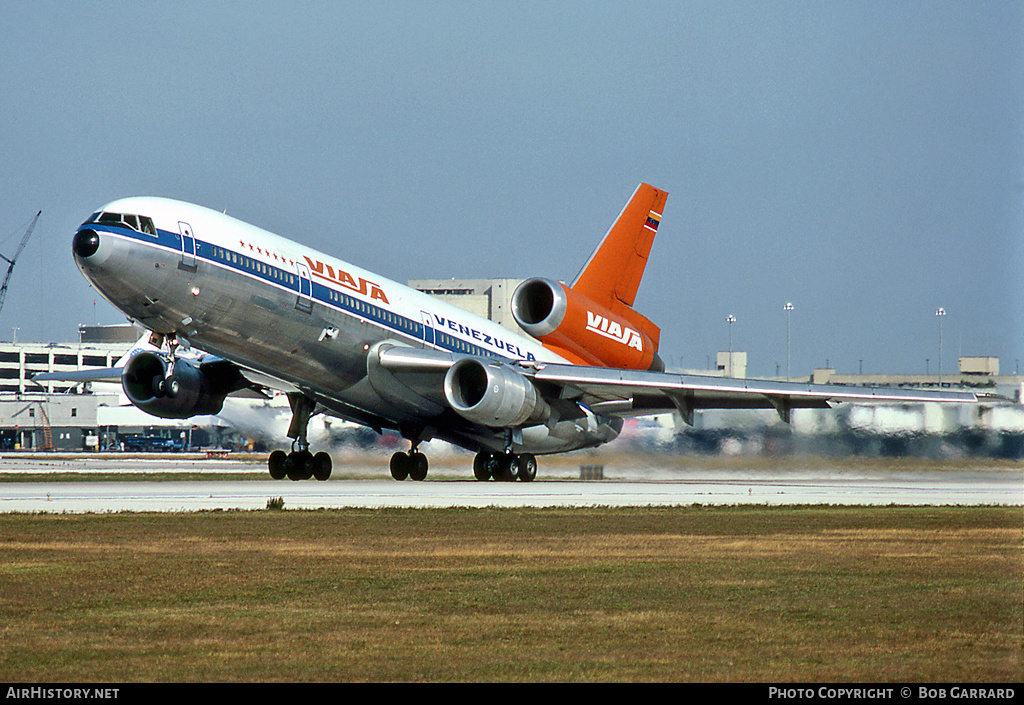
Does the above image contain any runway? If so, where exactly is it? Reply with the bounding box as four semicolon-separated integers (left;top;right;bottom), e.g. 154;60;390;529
0;454;1019;512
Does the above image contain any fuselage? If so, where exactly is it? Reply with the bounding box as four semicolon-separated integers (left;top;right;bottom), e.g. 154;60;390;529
71;197;611;454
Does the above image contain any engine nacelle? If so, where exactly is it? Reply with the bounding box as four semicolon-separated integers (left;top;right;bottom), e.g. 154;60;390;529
121;351;230;419
443;358;550;428
511;277;663;371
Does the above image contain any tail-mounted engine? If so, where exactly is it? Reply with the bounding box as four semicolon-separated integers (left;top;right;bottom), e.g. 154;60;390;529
511;277;663;371
121;351;237;419
443;358;550;428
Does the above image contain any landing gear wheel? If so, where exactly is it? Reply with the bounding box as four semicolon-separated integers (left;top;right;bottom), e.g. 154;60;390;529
283;450;313;481
473;452;495;481
390;451;410;481
408;451;428;481
495;453;519;482
268;450;287;480
516;453;537;482
163;378;180;398
298;450;315;480
312;452;332;481
284;453;300;481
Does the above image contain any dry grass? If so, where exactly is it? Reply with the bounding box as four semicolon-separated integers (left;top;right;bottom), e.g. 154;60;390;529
0;506;1020;682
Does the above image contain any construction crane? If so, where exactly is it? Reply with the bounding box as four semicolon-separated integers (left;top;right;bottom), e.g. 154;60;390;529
0;210;40;317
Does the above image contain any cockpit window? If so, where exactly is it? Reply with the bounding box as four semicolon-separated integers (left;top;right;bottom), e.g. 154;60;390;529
84;211;157;235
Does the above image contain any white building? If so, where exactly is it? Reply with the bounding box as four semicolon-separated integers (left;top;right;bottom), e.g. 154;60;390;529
409;278;524;333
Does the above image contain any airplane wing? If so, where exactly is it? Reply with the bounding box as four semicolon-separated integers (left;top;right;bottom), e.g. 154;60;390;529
30;333;159;385
31;366;124;383
527;363;978;424
376;345;978;426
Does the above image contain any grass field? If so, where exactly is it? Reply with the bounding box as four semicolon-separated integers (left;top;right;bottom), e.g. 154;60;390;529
0;506;1020;682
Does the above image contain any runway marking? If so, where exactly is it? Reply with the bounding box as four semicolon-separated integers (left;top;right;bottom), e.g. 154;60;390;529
0;471;1020;513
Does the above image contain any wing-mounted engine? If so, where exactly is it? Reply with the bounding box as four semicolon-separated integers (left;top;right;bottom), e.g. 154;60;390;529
121;351;239;419
511;277;663;371
443;358;550;428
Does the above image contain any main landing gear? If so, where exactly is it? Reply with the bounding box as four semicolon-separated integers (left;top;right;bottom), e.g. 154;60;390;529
389;425;433;481
268;446;333;481
389;448;429;481
472;451;537;482
388;445;538;482
267;393;333;481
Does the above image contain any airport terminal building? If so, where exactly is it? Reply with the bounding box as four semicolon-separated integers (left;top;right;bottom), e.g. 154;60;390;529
0;324;226;452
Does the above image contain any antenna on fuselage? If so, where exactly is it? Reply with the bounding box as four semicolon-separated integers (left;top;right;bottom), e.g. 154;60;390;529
0;211;41;317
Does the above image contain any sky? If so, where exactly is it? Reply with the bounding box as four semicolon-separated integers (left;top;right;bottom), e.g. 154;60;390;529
1;1;1021;378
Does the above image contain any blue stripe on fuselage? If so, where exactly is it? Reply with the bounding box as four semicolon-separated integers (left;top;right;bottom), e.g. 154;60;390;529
84;223;522;362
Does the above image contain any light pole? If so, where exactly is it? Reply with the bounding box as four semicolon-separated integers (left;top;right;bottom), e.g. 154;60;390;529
726;315;736;377
935;308;946;385
784;302;794;381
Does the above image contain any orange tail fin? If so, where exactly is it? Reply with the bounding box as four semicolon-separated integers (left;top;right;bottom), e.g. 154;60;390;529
570;183;668;348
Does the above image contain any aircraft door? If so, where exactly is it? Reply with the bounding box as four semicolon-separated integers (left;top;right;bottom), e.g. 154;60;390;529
420;311;435;348
178;222;197;271
295;262;313;312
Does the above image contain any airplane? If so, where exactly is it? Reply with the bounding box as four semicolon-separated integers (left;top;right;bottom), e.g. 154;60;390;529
48;183;977;481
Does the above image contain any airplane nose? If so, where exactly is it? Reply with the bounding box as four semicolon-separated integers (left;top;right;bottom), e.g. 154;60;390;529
73;229;100;258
